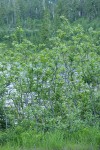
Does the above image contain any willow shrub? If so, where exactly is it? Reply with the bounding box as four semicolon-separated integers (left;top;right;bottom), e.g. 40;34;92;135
0;18;100;136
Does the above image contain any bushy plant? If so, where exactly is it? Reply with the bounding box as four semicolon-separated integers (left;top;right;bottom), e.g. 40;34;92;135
0;17;100;150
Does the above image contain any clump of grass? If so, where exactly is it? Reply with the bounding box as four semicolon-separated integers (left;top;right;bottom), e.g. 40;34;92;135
0;127;100;150
0;144;20;150
41;130;65;150
21;130;43;148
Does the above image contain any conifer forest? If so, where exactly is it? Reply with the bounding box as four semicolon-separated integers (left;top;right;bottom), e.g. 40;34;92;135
0;0;100;150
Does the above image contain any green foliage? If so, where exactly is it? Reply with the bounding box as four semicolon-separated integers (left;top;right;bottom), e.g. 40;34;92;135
0;128;100;149
0;15;100;150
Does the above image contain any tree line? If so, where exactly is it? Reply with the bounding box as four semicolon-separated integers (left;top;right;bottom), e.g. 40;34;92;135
0;0;100;27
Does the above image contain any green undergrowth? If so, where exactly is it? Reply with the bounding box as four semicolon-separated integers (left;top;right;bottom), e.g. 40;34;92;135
0;127;100;150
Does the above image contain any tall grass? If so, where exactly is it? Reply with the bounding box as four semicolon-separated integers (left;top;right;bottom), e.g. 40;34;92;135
0;127;100;150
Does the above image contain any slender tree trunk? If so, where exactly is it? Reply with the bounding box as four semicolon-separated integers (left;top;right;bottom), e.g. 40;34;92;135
12;0;16;25
43;0;45;10
79;0;84;17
